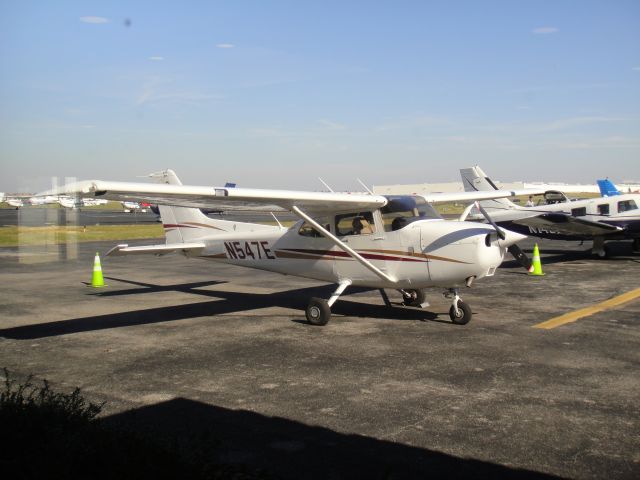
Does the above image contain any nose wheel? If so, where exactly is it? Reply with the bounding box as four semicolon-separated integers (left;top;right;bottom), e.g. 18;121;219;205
445;289;472;325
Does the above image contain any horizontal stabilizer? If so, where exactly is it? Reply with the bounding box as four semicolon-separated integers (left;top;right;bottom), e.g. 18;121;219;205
106;242;205;257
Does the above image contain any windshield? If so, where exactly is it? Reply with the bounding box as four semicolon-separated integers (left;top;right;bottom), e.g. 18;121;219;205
381;196;441;231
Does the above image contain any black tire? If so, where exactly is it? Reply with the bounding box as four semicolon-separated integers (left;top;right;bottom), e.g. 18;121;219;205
306;298;331;326
403;289;427;307
449;301;472;325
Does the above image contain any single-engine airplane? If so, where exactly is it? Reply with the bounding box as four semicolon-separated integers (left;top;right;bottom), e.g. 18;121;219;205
41;169;528;326
460;165;640;256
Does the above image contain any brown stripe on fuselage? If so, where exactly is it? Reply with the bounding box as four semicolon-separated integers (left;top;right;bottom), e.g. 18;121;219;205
276;248;425;263
204;253;227;259
363;248;471;264
275;250;350;261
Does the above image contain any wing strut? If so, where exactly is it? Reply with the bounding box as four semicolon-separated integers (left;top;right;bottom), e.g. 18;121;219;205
291;206;397;284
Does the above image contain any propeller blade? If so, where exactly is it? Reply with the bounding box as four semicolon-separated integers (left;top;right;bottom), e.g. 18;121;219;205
475;202;505;240
508;244;532;270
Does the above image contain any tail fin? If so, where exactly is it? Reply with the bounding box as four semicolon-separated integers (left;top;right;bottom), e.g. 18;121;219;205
460;165;520;211
597;179;620;197
147;169;276;243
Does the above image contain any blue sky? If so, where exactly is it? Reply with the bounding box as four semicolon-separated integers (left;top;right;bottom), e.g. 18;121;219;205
1;0;639;192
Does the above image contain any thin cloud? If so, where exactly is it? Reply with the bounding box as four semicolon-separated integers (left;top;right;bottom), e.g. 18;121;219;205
216;43;235;49
148;56;165;61
633;66;640;71
532;27;559;34
80;16;109;24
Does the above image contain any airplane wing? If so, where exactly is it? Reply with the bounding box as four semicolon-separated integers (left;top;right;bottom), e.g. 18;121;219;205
40;179;530;215
40;180;387;214
420;190;543;204
513;213;622;236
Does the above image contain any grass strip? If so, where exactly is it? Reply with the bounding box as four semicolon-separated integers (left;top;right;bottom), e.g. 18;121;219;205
0;225;164;247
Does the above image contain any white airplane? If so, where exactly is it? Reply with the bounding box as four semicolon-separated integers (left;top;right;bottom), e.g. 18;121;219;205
41;169;528;326
121;201;150;212
460;165;640;257
58;196;108;209
5;197;24;208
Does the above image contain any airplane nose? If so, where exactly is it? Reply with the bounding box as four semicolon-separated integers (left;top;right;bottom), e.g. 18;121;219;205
498;229;527;248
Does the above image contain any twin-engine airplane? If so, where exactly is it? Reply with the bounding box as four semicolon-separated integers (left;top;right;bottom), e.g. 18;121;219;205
461;165;640;257
41;170;528;326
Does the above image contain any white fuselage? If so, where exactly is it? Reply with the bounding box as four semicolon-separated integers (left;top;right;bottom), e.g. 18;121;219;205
182;219;514;289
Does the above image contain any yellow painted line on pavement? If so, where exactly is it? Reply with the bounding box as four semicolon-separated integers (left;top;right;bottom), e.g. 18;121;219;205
534;287;640;330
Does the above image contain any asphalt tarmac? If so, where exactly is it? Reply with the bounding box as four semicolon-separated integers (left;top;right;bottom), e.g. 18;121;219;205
0;237;638;479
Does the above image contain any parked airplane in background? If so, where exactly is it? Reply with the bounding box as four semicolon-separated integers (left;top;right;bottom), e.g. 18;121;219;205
460;166;640;257
40;169;528;326
5;197;24;208
121;201;151;212
597;179;621;197
58;196;108;209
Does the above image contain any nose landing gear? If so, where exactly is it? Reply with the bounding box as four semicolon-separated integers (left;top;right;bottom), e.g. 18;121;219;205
445;288;472;325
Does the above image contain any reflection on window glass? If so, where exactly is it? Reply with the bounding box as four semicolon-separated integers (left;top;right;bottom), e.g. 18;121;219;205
597;204;609;215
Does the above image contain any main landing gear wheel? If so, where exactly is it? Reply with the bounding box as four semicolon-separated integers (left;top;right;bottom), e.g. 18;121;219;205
306;298;331;326
402;289;426;307
449;301;472;325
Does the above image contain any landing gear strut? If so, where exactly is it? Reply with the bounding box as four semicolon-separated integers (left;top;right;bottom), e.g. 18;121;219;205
445;288;472;325
306;280;351;326
592;237;609;258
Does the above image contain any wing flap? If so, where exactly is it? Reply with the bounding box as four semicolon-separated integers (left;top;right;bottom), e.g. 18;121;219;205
106;242;206;257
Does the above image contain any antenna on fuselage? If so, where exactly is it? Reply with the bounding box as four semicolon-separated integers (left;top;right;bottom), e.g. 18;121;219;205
357;178;373;195
318;178;334;192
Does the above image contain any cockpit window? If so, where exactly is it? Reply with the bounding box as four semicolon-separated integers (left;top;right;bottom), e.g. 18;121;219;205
381;195;441;231
617;200;638;213
298;222;323;237
335;212;376;236
297;217;331;237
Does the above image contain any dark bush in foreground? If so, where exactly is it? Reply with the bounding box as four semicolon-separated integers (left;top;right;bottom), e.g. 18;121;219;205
0;369;271;480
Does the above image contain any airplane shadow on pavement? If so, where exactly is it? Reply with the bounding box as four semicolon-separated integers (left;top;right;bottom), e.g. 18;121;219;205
0;278;439;340
101;397;562;480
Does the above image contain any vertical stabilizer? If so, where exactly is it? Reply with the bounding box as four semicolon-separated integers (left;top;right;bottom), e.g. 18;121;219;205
597;179;621;197
460;165;519;212
147;169;277;243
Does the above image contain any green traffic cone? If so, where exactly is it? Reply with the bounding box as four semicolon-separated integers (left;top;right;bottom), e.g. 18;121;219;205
528;243;545;276
90;252;107;287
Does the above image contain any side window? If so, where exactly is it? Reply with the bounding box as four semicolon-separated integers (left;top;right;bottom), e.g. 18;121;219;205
335;212;376;236
597;204;609;215
618;200;638;213
571;207;586;217
298;222;322;237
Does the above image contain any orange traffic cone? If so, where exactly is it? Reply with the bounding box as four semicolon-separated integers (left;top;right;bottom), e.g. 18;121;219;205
90;252;106;287
528;243;544;276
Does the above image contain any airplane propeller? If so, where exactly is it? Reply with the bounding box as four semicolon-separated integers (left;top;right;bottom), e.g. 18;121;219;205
474;202;532;270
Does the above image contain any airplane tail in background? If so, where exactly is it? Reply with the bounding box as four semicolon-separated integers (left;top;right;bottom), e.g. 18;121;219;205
459;166;520;212
147;169;276;244
597;179;621;197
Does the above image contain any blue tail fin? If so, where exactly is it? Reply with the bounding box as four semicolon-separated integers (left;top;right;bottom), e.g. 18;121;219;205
597;179;620;197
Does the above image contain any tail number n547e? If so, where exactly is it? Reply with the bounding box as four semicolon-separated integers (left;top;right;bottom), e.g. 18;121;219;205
224;241;276;260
